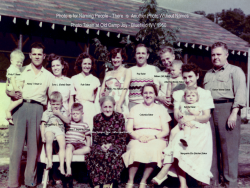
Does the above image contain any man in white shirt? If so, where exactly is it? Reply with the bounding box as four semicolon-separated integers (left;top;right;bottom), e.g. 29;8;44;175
128;43;160;110
6;42;54;187
155;46;177;128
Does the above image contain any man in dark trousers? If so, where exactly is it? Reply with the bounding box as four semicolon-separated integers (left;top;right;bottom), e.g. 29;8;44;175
7;42;54;187
204;42;247;187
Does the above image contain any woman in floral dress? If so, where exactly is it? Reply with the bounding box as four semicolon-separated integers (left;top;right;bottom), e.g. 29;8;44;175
85;96;127;188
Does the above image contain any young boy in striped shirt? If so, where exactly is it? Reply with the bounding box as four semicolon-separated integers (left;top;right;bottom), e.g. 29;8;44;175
65;103;91;177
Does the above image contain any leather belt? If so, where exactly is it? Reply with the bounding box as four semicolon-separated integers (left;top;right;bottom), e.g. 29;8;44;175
23;99;42;105
213;99;234;104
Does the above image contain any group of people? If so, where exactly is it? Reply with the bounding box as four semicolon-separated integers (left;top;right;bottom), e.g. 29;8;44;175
5;41;246;188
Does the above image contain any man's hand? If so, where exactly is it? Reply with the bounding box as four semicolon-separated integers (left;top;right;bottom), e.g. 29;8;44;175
228;113;237;129
12;91;23;100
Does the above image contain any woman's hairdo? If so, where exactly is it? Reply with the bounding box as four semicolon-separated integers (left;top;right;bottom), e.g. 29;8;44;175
71;103;83;112
141;83;158;96
74;52;95;73
109;48;128;61
99;96;116;107
10;49;25;61
50;91;63;102
45;53;69;76
181;63;201;76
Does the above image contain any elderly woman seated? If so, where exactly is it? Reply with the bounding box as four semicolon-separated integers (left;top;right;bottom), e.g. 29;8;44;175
85;96;127;188
122;83;171;188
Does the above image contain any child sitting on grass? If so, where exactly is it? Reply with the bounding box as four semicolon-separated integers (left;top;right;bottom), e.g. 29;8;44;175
40;91;70;175
65;103;91;177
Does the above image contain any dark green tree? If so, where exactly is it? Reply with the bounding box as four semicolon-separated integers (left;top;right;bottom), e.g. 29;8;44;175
193;11;206;16
217;8;245;36
206;13;214;22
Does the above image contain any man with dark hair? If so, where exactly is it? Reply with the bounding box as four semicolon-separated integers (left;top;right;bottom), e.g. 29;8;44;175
204;42;246;187
128;43;160;110
6;42;54;187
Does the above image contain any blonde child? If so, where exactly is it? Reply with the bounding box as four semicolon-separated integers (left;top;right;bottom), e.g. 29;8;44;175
166;60;185;98
40;91;70;175
151;89;202;185
5;49;25;124
65;103;91;177
178;89;201;146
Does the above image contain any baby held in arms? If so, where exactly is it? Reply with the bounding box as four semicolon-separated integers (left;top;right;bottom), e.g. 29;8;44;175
5;49;25;124
151;89;202;185
166;89;201;149
178;89;201;146
166;60;185;99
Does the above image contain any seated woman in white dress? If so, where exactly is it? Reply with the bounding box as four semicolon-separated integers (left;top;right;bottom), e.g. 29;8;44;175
152;63;214;188
71;52;100;131
99;48;131;119
122;83;170;188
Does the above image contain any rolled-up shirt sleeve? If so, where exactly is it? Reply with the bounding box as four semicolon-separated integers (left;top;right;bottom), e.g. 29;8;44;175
232;67;247;108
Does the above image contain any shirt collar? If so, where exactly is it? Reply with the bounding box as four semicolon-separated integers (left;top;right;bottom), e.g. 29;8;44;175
57;75;67;80
25;63;45;73
212;62;228;73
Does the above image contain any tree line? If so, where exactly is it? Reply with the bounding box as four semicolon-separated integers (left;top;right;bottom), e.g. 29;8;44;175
194;9;250;44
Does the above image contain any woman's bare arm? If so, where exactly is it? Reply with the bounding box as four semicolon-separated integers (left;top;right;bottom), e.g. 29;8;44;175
116;69;131;111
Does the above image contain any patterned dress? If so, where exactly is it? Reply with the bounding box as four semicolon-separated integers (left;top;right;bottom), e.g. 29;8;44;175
85;112;127;186
104;76;129;118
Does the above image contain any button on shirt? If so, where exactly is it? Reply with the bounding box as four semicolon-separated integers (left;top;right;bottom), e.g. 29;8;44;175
21;64;54;105
203;63;246;108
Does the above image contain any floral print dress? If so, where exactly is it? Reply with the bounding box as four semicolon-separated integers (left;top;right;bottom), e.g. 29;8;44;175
86;112;127;186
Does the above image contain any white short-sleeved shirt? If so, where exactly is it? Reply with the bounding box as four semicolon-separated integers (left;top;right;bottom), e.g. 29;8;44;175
6;64;23;81
48;76;76;111
173;87;214;111
71;73;100;103
154;71;172;113
21;64;55;105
